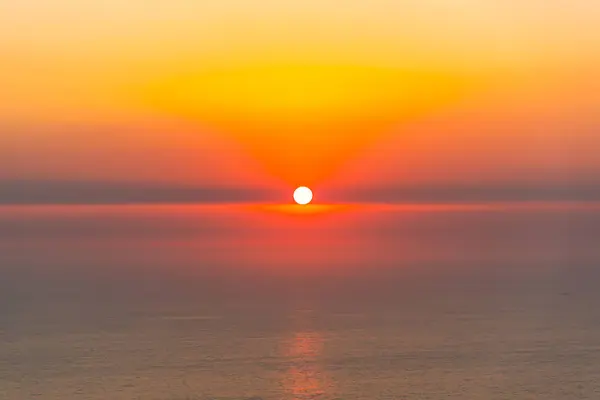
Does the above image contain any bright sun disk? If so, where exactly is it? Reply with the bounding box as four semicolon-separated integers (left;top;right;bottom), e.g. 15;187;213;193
293;186;313;205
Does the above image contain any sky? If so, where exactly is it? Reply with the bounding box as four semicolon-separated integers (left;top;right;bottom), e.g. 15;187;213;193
1;0;599;203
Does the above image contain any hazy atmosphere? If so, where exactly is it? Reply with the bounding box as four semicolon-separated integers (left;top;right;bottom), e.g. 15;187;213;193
1;1;600;399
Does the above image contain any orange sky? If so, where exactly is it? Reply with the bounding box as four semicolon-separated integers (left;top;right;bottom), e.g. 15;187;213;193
1;0;599;192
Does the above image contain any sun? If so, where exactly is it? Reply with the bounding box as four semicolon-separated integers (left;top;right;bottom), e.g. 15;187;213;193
293;186;313;205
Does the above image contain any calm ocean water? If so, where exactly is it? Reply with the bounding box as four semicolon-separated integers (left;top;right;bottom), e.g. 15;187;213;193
1;203;600;399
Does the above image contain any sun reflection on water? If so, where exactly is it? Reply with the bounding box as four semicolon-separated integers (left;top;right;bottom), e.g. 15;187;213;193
280;311;334;399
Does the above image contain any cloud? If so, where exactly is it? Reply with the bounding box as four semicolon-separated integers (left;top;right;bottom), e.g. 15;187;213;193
1;180;598;205
0;180;278;205
323;183;600;203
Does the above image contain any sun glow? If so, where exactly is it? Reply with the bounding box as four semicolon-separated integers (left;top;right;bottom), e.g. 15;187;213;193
293;186;313;205
138;64;470;185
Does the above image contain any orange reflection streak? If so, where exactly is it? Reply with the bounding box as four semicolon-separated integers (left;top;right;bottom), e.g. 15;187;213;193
280;311;333;399
250;203;353;215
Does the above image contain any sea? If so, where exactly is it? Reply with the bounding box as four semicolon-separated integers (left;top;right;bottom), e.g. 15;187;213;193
1;203;600;399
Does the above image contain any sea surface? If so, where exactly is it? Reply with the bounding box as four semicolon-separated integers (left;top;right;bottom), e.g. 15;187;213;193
1;203;600;399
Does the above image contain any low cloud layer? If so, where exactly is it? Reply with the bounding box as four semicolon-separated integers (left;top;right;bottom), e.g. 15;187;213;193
0;180;279;205
0;180;598;205
323;183;600;204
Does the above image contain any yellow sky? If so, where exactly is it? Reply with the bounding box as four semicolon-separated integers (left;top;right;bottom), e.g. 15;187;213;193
1;0;599;187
